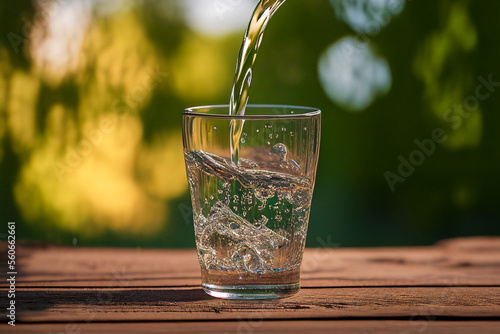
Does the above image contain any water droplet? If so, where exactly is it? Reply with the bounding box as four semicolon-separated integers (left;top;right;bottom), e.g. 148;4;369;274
291;110;295;114
213;126;217;130
256;129;260;133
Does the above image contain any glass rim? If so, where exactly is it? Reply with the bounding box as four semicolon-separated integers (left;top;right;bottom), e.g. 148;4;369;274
183;104;321;120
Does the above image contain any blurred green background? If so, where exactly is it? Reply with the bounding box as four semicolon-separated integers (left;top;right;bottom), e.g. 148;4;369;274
1;0;499;248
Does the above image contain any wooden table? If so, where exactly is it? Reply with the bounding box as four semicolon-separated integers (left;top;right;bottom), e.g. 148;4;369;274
1;237;500;333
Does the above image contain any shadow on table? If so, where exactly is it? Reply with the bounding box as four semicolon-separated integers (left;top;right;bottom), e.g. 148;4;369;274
16;288;213;314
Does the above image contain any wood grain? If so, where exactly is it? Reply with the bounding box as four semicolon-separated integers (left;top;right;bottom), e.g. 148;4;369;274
3;237;499;289
2;321;500;334
13;286;500;322
0;237;499;332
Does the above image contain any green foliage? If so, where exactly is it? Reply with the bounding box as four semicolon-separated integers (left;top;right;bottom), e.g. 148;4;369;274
1;0;499;247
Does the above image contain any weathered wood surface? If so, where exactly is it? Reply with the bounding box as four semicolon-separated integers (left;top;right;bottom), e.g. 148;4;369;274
3;321;500;334
6;237;500;289
1;237;499;333
12;286;500;322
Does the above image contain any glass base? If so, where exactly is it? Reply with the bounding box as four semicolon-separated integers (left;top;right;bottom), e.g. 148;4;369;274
202;283;300;299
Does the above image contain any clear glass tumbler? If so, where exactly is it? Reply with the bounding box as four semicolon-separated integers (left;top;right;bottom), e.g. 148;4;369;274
182;105;321;299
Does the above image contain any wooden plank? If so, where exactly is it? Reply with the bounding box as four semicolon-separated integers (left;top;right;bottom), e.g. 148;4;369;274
2;320;500;334
11;286;500;322
3;237;499;288
0;237;498;330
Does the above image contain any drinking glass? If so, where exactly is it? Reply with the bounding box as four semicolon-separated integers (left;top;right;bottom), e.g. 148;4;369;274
182;105;321;299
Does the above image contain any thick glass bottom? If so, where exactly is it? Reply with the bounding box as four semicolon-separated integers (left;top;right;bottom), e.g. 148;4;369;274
202;282;300;299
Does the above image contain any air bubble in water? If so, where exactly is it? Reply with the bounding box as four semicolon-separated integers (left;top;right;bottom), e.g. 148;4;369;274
256;215;268;227
272;143;288;161
185;150;311;274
